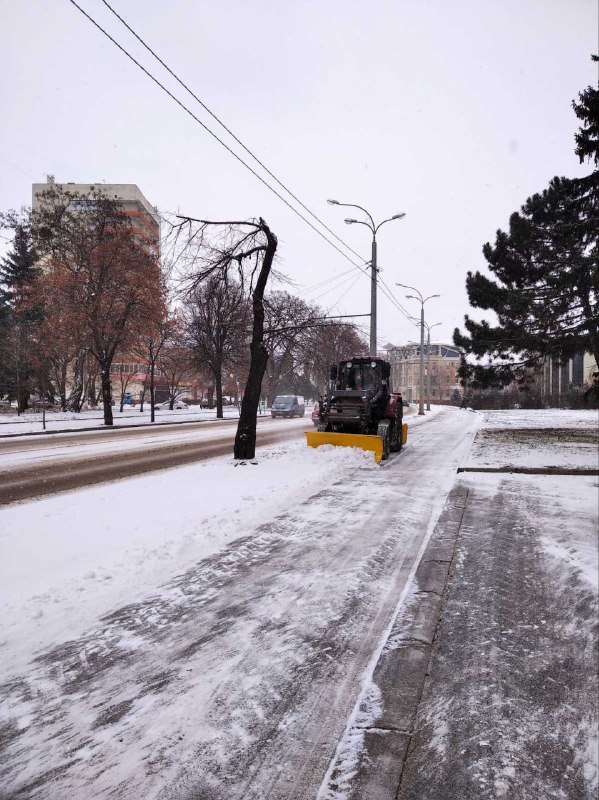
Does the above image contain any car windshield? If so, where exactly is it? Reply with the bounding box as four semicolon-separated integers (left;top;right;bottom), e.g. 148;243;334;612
274;396;294;404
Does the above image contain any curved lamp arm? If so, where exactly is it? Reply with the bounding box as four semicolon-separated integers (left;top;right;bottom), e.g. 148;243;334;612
345;218;375;234
396;282;423;303
329;200;375;230
375;213;406;236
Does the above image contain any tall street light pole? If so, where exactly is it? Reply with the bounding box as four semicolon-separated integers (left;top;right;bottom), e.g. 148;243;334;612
423;320;442;410
397;283;439;415
328;199;405;357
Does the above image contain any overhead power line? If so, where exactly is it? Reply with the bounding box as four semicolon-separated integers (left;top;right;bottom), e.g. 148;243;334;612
100;0;368;267
378;276;421;329
68;0;418;336
297;267;357;297
325;273;363;315
66;0;370;279
311;271;360;303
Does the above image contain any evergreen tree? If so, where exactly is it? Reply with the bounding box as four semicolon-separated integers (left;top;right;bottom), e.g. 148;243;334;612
0;220;37;308
0;217;38;407
0;295;11;401
454;62;599;388
573;55;599;166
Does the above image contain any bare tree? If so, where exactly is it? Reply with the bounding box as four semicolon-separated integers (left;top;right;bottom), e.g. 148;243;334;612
112;360;137;413
184;274;248;419
262;291;319;404
157;317;197;409
170;216;278;459
306;321;368;392
132;299;171;422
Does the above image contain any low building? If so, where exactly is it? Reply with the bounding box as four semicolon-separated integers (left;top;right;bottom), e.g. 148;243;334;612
535;352;598;401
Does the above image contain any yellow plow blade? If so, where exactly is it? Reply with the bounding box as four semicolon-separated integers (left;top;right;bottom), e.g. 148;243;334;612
305;430;384;463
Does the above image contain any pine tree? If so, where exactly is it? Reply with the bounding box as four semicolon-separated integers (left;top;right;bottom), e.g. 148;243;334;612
454;61;599;388
573;55;599;166
0;218;38;407
0;221;37;310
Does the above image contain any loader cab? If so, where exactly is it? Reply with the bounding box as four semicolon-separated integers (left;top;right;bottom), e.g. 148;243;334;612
335;359;389;394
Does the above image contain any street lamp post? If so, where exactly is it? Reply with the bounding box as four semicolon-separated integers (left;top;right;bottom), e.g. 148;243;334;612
423;320;442;410
328;199;405;357
397;283;439;415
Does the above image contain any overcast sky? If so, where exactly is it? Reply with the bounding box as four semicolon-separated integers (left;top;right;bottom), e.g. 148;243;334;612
1;0;597;347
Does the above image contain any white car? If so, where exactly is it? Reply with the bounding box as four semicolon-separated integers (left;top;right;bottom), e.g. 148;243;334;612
153;400;189;410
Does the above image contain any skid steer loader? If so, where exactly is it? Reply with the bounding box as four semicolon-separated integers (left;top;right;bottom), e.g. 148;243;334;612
305;357;407;463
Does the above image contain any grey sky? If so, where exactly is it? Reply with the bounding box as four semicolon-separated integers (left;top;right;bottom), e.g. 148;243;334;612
1;0;596;347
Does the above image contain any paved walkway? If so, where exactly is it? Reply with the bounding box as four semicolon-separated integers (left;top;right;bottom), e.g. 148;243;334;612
328;416;599;800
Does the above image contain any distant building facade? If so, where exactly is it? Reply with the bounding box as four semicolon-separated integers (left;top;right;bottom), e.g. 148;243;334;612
32;176;162;407
535;352;598;400
385;342;461;403
32;176;160;254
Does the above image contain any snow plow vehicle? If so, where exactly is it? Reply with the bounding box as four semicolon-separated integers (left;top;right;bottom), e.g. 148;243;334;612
306;357;407;463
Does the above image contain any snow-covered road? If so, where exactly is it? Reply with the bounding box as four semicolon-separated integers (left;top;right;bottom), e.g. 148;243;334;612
0;408;480;799
0;417;311;504
0;416;306;472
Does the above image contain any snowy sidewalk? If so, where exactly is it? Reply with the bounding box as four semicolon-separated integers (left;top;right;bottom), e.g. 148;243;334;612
321;409;598;800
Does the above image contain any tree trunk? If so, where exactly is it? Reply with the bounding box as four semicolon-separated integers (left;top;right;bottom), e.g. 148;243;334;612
150;364;156;423
66;352;85;412
234;220;277;460
59;363;67;412
215;370;223;419
235;346;269;459
100;366;113;426
18;389;29;414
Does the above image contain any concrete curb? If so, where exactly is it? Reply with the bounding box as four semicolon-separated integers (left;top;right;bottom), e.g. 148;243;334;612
457;465;599;476
345;484;470;800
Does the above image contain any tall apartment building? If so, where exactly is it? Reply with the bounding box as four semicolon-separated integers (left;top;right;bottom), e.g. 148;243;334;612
31;177;161;406
385;341;461;403
32;176;160;253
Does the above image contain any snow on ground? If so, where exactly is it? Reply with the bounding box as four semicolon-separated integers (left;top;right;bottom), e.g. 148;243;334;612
478;408;598;430
467;408;598;470
408;467;599;799
0;416;300;472
0;406;471;799
1;406;596;798
315;407;598;800
0;407;434;676
0;440;375;675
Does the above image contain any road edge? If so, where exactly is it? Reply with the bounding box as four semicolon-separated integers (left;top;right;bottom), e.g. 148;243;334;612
319;482;470;800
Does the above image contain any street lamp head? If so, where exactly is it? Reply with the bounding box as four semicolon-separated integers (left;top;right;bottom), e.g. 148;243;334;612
327;198;339;205
391;212;406;220
406;294;418;301
431;294;440;299
344;218;358;224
